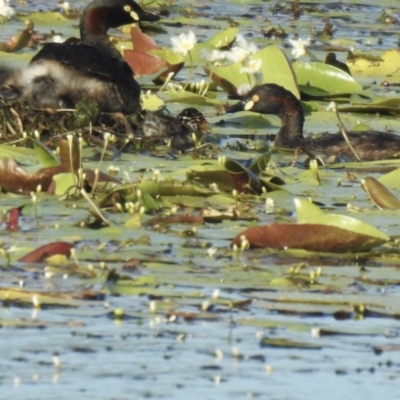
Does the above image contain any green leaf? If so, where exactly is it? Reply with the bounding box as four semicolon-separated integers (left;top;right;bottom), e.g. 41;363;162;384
294;198;390;242
149;48;184;65
0;144;36;164
207;27;239;48
295;198;325;221
22;12;71;28
52;172;77;196
293;61;362;96
185;43;215;65
254;45;300;99
205;62;248;95
162;89;220;105
348;49;400;77
141;92;165;111
361;177;400;210
31;138;60;167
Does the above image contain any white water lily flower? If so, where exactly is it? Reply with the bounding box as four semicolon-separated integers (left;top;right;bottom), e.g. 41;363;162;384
52;35;65;43
289;38;311;58
171;30;197;56
201;49;225;64
240;58;262;74
235;33;258;54
326;101;337;112
225;46;249;64
63;1;70;13
0;0;15;18
237;84;252;96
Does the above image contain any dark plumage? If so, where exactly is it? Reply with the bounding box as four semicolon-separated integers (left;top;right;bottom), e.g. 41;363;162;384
226;83;400;161
142;107;212;150
0;0;159;113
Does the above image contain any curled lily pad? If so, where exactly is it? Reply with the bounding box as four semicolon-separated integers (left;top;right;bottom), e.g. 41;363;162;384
295;198;390;242
18;241;73;263
127;28;184;79
232;198;389;252
130;26;161;52
124;49;171;77
361;177;400;210
0;157;66;193
30;138;60;167
224;159;263;195
0;20;34;52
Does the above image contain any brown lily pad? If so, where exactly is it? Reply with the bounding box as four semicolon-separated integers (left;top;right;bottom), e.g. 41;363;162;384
0;157;68;193
130;26;161;52
361;177;400;210
18;241;73;263
124;49;169;76
0;20;35;53
232;223;388;253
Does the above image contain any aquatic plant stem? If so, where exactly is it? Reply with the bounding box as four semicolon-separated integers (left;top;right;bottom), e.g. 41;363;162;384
184;51;195;90
333;103;361;161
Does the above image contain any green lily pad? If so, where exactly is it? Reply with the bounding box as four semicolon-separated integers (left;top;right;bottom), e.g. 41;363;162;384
205;62;248;95
52;172;77;196
295;198;390;242
22;12;71;28
185;42;216;65
348;49;400;77
149;48;185;66
207;27;239;48
293;61;362;96
254;45;300;99
31;138;60;167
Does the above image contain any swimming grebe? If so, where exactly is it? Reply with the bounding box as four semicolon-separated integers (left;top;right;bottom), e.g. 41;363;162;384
226;83;400;161
0;0;159;113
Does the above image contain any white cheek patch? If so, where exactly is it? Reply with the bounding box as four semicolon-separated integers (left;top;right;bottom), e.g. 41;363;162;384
130;11;139;20
244;100;254;111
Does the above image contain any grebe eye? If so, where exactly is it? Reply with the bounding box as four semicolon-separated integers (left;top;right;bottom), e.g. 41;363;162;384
123;5;131;12
252;94;260;103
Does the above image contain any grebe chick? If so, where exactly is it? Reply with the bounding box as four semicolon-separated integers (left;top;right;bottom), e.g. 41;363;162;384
226;83;400;161
0;0;159;113
142;107;212;150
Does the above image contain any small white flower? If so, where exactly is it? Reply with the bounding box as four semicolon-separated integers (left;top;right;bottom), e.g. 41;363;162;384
0;0;15;18
225;46;249;63
235;34;258;54
289;38;311;58
171;30;197;56
237;84;252;96
166;82;184;91
63;1;70;13
240;58;262;74
52;35;65;43
326;101;337;112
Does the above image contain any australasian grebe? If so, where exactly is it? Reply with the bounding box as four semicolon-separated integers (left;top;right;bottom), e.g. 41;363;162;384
0;0;159;113
226;83;400;161
142;107;212;150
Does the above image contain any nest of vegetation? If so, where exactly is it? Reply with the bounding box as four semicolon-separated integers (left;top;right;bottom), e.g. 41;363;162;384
0;97;149;151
